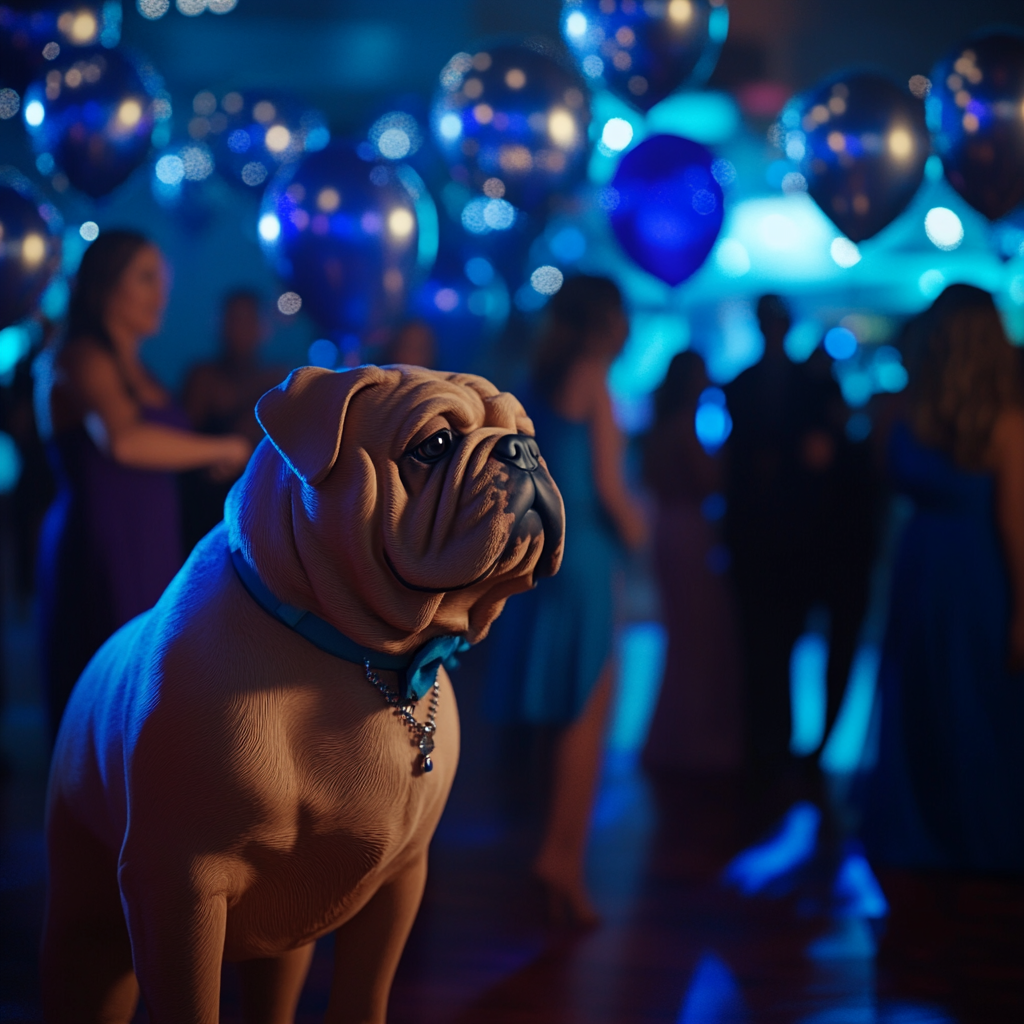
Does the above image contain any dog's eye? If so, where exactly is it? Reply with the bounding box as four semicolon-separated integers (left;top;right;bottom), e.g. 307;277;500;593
410;429;455;464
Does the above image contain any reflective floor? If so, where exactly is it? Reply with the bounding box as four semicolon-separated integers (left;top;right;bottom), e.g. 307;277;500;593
2;623;1022;1023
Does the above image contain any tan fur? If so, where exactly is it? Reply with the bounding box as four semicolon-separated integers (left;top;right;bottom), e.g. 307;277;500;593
42;366;564;1024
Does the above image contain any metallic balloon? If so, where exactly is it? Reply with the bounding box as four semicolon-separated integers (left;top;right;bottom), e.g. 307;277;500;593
259;142;420;336
561;0;728;113
0;168;62;330
0;3;116;95
199;89;330;192
431;42;591;213
792;72;929;243
929;32;1024;222
410;250;509;370
608;133;723;286
22;46;160;199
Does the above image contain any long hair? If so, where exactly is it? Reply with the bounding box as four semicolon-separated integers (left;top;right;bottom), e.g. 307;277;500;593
652;350;706;426
65;230;151;350
530;275;623;401
907;284;1020;469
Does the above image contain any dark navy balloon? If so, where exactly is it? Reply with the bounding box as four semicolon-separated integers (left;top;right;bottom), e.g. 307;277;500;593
22;46;159;198
200;89;330;192
410;251;509;370
794;72;929;242
431;43;591;213
929;32;1024;221
561;0;729;112
0;170;62;330
0;3;113;95
608;134;723;286
260;142;420;336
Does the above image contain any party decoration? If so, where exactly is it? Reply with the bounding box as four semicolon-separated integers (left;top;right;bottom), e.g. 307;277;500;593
22;46;162;198
259;141;420;336
791;72;929;242
608;134;723;286
0;2;118;95
409;250;509;370
0;168;62;330
431;42;591;213
196;88;329;191
561;0;728;113
929;32;1024;222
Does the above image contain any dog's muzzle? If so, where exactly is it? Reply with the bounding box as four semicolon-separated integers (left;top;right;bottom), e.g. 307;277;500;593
492;434;563;582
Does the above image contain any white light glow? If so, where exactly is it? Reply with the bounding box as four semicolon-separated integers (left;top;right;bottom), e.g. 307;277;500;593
548;107;577;148
137;0;171;18
264;125;291;153
566;12;588;38
377;128;411;160
277;292;302;315
21;233;45;268
258;213;281;243
438;112;462;141
530;265;564;295
918;268;946;298
601;117;634;152
924;207;964;251
79;221;100;241
25;100;45;127
388;208;415;239
830;237;862;268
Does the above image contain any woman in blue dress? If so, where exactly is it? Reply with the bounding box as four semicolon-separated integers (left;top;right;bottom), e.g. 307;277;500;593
865;285;1024;873
486;276;647;924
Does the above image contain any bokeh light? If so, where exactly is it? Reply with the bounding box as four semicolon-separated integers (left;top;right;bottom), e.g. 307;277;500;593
277;291;302;315
79;221;99;241
824;326;858;360
924;206;964;250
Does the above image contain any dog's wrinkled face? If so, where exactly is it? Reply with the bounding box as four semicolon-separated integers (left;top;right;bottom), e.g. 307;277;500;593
230;364;564;653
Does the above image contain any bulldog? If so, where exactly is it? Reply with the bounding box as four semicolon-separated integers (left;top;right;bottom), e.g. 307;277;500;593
42;365;564;1024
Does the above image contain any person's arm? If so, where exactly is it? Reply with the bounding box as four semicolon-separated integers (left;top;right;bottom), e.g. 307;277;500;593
65;344;251;474
990;408;1024;671
586;372;648;550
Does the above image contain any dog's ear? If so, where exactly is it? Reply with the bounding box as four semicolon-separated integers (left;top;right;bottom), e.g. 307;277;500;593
256;365;387;486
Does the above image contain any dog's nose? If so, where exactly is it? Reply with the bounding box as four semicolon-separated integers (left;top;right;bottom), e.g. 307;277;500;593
492;433;541;472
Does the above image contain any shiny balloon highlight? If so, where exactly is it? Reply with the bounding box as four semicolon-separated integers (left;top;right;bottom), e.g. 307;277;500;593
0;169;62;330
431;43;591;213
790;72;929;242
929;32;1024;221
259;142;420;336
608;134;724;286
561;0;728;113
22;46;161;198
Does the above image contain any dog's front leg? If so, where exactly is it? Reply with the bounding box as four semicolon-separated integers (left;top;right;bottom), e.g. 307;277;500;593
119;862;228;1024
325;855;429;1024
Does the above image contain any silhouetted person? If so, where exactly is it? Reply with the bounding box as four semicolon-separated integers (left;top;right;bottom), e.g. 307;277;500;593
642;351;743;773
864;285;1024;872
180;290;284;552
724;295;806;779
36;231;251;737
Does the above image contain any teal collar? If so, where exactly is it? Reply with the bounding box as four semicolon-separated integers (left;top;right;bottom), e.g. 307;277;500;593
230;548;468;702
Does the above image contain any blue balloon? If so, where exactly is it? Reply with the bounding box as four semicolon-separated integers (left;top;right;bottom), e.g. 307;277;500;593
410;251;509;371
0;3;115;95
260;142;420;337
22;46;161;198
791;72;929;242
608;134;723;286
200;89;330;192
929;32;1024;222
561;0;728;112
431;42;591;213
0;169;62;330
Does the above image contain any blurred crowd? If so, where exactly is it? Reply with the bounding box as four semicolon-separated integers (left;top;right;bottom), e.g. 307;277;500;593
1;229;1022;930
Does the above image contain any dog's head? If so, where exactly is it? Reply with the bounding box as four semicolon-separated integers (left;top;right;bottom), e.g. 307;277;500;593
226;365;564;654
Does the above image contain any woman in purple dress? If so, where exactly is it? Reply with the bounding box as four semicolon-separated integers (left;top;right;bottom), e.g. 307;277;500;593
36;231;252;737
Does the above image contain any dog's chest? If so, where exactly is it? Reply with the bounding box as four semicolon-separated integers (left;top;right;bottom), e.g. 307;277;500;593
220;675;460;955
